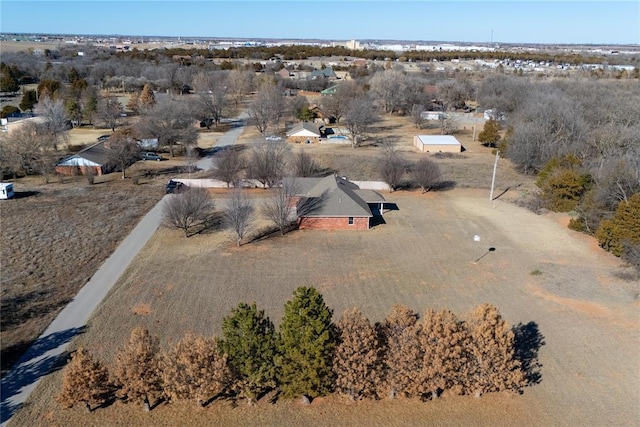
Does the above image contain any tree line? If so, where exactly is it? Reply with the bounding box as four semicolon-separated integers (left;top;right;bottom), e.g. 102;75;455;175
477;75;640;268
58;286;536;412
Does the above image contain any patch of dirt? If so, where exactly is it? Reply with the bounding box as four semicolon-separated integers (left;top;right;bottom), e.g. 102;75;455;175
131;303;152;315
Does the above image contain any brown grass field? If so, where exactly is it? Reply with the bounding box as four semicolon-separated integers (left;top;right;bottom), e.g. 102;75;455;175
3;113;639;426
8;184;639;426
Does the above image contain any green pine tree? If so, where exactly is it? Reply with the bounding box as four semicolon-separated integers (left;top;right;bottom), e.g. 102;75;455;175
277;286;336;399
478;119;501;147
220;302;278;402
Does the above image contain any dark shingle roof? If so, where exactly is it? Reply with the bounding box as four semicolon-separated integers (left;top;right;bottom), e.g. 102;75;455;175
286;175;373;218
58;141;110;166
286;122;321;137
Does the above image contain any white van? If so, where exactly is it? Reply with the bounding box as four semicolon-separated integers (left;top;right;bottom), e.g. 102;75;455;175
0;183;15;200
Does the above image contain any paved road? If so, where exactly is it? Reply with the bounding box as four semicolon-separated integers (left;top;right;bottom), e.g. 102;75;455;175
196;111;249;171
0;110;249;426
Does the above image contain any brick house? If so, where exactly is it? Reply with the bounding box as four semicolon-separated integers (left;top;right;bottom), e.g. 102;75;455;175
286;175;386;230
55;141;110;176
286;122;322;143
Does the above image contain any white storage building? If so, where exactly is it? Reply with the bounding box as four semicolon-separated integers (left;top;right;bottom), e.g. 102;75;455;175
413;135;462;153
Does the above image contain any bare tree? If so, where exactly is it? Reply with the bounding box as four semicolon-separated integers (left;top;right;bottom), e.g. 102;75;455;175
225;188;254;246
136;97;199;157
211;147;244;188
410;157;442;193
159;333;231;406
437;79;473;111
227;69;253;109
247;140;290;189
107;132;141;179
410;104;425;129
57;347;112;412
96;95;123;132
184;143;199;175
261;179;297;235
291;148;318;177
369;69;409;114
248;85;285;135
0;121;57;181
38;96;69;149
378;141;406;192
343;96;378;148
113;327;162;412
193;71;229;128
320;81;360;124
163;187;215;237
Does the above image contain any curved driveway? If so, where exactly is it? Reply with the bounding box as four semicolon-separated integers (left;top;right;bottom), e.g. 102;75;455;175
0;112;248;426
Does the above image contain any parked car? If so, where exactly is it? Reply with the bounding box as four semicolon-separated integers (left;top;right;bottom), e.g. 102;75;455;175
165;180;185;194
142;152;163;161
265;135;282;141
97;134;111;142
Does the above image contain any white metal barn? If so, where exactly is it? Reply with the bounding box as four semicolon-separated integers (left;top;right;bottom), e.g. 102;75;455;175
413;135;462;153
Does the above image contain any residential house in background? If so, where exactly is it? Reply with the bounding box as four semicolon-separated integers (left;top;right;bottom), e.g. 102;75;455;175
286;175;386;230
286;122;322;143
55;141;110;176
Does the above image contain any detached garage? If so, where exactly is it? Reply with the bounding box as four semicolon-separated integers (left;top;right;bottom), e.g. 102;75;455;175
413;135;462;153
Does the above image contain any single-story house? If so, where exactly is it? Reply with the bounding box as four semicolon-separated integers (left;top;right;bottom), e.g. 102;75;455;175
285;175;386;230
55;141;110;176
413;135;462;153
286;122;322;143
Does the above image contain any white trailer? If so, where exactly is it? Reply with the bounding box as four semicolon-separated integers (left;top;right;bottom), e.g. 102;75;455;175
0;183;15;200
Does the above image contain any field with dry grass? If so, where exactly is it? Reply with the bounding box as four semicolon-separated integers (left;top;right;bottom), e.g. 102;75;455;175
9;187;639;426
0;174;166;374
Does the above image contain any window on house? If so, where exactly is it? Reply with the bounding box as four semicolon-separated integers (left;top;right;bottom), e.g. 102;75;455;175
348;217;354;225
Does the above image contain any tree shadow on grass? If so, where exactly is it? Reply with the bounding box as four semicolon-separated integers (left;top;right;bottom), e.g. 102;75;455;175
512;321;545;386
1;326;85;423
12;190;40;199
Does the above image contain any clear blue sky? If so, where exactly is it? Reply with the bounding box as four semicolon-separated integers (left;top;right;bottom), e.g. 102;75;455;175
1;1;639;45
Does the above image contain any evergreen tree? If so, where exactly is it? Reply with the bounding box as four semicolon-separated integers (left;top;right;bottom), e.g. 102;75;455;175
415;309;470;399
378;305;420;398
478;119;501;147
277;286;336;399
57;347;112;412
127;91;140;113
139;84;156;109
159;333;230;406
596;193;640;256
220;302;278;402
333;308;382;400
465;304;525;396
113;327;162;411
19;90;37;113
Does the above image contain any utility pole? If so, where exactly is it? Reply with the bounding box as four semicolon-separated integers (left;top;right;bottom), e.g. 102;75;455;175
489;150;499;201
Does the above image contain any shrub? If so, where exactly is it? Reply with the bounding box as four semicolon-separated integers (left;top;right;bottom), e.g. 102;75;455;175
596;193;640;256
57;347;112;412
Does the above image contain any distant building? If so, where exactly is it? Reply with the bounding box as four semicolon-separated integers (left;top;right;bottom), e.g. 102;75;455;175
413;135;462;153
